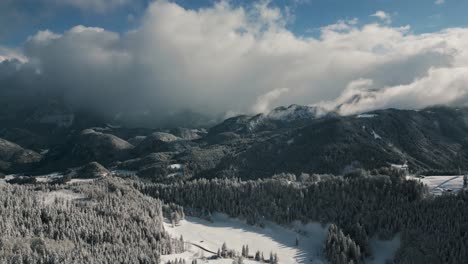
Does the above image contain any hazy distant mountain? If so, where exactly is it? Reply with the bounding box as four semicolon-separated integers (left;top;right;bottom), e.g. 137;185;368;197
3;104;468;178
198;106;468;178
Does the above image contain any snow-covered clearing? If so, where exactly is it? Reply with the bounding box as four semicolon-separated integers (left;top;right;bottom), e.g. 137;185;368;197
163;214;400;264
407;175;465;195
163;213;327;264
67;178;98;184
357;114;378;118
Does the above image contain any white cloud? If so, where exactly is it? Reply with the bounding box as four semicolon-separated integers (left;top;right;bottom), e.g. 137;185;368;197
371;11;392;24
253;88;289;113
435;0;445;5
27;30;61;44
324;67;468;115
3;0;468;124
0;46;27;63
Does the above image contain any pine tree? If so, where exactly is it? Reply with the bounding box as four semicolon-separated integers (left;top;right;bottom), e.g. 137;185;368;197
255;251;261;261
221;242;228;258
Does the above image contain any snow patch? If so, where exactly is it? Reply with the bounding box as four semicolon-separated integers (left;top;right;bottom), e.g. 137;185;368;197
357;114;378;118
40;149;50;155
371;130;382;140
168;164;183;170
67;178;98;184
111;169;137;176
167;172;183;178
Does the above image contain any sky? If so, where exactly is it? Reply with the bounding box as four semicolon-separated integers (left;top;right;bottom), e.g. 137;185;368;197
2;0;467;46
1;0;468;126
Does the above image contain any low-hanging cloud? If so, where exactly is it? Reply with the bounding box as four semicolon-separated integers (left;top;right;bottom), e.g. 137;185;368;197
1;0;468;126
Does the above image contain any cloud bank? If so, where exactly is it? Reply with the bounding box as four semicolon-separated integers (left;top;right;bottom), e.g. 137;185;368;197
1;0;468;126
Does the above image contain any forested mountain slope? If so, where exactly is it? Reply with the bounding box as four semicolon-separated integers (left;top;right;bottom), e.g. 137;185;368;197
197;106;468;178
2;105;468;180
0;177;184;263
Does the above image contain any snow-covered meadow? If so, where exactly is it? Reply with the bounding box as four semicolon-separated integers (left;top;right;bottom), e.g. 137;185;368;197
163;213;327;264
163;214;401;264
407;175;465;195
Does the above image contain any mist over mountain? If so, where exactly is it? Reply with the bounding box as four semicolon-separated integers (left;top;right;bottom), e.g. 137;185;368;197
1;103;468;180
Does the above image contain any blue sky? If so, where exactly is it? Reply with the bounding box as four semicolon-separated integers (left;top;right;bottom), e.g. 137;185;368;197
1;0;467;47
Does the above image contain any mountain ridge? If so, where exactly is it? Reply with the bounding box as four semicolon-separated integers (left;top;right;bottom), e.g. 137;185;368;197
2;105;468;178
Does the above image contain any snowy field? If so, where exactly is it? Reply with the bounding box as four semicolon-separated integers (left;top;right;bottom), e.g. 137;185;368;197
407;175;465;195
163;213;327;264
163;214;400;264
